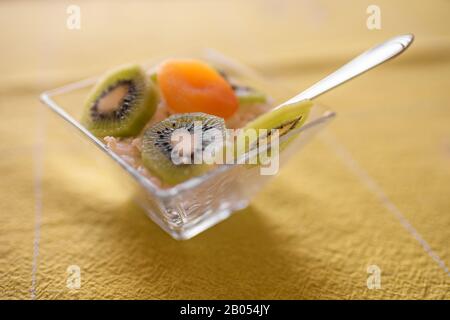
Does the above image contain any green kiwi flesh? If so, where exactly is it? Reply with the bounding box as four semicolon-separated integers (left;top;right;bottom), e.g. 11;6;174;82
237;100;313;162
141;113;226;185
216;69;267;106
234;85;267;105
149;72;158;84
244;100;312;131
81;64;157;137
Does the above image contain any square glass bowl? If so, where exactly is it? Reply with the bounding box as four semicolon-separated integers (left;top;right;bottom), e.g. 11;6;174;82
40;50;335;240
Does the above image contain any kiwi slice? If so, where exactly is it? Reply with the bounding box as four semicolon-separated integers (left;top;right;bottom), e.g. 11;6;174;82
217;69;267;106
244;100;312;132
149;72;158;84
237;100;313;162
81;64;158;137
233;85;267;106
141;113;226;185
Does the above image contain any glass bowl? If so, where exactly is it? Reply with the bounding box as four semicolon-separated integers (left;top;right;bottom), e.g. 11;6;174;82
40;50;335;240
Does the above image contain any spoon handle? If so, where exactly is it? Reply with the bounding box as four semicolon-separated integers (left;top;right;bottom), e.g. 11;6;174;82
278;34;414;108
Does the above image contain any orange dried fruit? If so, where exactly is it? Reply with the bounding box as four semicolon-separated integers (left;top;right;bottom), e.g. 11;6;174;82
157;59;238;119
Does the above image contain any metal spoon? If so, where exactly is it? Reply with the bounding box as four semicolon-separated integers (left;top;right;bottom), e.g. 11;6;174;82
276;34;414;109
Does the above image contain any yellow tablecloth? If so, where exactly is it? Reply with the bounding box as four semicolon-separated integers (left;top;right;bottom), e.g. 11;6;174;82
1;0;449;299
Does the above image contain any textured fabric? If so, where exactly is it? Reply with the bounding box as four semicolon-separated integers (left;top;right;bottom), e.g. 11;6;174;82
0;0;449;299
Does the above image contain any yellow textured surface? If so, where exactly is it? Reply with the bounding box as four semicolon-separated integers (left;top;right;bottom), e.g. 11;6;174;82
1;0;449;299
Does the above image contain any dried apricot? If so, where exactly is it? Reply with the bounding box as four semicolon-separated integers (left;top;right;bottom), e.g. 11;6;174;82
158;59;238;119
